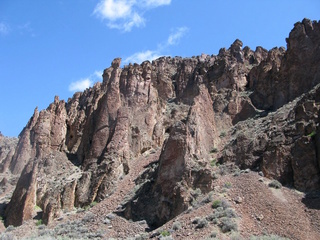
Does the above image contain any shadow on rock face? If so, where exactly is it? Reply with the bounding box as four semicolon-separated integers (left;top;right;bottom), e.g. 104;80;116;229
302;190;320;210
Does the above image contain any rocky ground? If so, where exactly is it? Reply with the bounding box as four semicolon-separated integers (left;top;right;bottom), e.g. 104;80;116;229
1;148;320;239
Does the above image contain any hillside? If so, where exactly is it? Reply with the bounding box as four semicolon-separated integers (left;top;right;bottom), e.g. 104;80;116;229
0;18;320;240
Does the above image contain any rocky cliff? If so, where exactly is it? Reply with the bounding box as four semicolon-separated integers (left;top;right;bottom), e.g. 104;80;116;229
1;19;320;232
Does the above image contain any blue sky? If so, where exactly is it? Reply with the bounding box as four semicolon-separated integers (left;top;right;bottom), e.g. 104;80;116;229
0;0;319;137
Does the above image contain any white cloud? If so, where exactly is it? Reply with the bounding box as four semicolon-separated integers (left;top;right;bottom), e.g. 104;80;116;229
108;12;145;32
124;50;161;64
0;22;9;35
93;0;171;32
93;0;133;20
94;70;103;79
167;27;188;45
123;26;188;64
69;79;93;92
142;0;171;7
69;70;103;92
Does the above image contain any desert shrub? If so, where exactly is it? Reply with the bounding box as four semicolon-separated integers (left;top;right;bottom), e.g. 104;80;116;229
5;226;15;232
134;233;149;240
38;229;54;237
209;231;217;238
196;218;208;229
159;237;174;240
230;231;243;240
172;221;182;230
220;131;226;138
160;230;170;237
233;170;241;177
201;191;214;204
210;148;218;153
82;212;95;222
221;199;231;209
191;217;201;224
106;213;116;220
250;235;290;240
212;200;222;209
0;233;17;240
224;208;237;218
268;180;282;189
191;188;202;199
36;219;43;226
219;217;238;233
210;158;217;167
206;214;216;222
212;198;230;210
224;182;232;189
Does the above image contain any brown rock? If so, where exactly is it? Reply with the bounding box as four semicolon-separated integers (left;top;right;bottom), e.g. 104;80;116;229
5;159;38;227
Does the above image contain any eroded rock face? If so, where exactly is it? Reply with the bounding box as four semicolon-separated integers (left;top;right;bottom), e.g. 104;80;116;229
9;96;67;175
249;19;320;110
0;135;18;174
5;159;38;226
5;19;320;227
221;84;320;191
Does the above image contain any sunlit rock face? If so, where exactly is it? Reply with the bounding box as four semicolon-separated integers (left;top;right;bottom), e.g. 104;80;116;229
3;19;320;227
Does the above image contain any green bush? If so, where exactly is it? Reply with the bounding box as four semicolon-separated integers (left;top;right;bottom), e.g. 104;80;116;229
307;131;316;137
212;200;222;209
36;219;43;226
210;158;217;167
160;230;170;237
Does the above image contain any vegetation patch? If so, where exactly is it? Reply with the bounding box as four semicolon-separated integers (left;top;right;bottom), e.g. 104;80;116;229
160;230;170;237
195;218;208;229
219;217;238;233
250;235;290;240
220;131;226;138
210;158;217;167
212;200;222;209
36;219;43;226
210;148;218;153
172;221;182;231
307;131;316;137
224;182;232;189
268;180;282;189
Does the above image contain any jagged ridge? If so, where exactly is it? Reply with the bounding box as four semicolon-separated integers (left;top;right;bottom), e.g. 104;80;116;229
0;19;319;229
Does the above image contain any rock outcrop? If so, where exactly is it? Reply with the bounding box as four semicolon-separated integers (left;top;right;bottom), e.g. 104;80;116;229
0;134;18;174
3;18;320;228
249;19;320;110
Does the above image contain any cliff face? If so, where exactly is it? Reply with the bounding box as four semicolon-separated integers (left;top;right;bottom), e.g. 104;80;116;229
2;19;320;227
